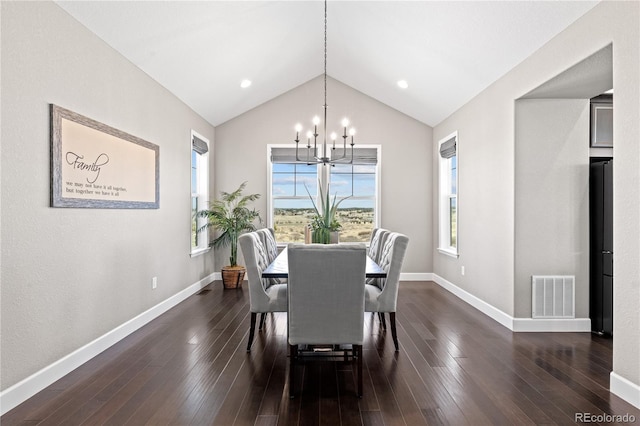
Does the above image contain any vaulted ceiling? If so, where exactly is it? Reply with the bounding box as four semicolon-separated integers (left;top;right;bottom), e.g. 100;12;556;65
55;1;599;128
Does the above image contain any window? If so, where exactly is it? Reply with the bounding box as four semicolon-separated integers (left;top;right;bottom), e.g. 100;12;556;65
268;145;380;243
191;131;210;255
438;132;458;256
329;147;379;242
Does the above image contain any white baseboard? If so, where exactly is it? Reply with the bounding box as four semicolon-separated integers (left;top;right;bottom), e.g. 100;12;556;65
611;371;640;409
512;318;591;332
213;272;433;282
0;273;215;416
432;274;514;329
432;274;591;332
400;272;433;281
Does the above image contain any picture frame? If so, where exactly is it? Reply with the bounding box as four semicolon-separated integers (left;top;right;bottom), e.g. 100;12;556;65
50;104;160;208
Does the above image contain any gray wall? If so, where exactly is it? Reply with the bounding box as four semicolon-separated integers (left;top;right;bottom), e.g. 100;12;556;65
214;76;433;274
514;99;590;318
433;1;639;390
432;85;516;315
1;1;215;390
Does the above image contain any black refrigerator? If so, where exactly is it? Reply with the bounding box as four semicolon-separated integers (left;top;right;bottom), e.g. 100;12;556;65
589;159;613;335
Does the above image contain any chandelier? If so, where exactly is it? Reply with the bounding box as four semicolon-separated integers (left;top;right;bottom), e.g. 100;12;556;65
294;0;355;165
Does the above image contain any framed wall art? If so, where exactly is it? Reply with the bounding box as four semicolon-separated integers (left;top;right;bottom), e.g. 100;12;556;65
50;104;159;208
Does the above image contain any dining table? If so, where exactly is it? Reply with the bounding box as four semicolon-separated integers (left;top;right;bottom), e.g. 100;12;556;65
262;246;386;279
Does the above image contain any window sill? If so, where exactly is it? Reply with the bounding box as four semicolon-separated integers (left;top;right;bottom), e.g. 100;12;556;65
437;247;459;258
190;247;211;258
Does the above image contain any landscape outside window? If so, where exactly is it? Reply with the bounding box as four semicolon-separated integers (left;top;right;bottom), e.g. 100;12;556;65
191;149;199;248
272;162;317;243
330;163;376;242
449;155;457;248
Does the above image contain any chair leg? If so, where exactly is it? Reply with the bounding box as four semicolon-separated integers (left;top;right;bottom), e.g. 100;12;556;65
379;312;387;330
389;312;399;351
355;344;363;398
247;312;257;352
289;344;298;398
259;312;266;330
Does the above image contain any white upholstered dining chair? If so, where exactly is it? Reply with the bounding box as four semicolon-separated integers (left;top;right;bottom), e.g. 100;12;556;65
254;228;286;328
238;231;287;352
364;232;409;351
368;227;390;263
255;228;279;267
287;243;367;398
367;228;390;327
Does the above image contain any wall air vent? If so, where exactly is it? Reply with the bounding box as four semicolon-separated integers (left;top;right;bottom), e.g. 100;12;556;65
532;275;575;318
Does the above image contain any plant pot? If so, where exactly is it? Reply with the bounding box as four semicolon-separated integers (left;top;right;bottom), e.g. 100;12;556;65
311;228;340;244
221;265;245;289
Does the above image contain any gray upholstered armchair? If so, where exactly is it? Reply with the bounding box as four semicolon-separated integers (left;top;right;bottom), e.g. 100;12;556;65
238;231;287;352
364;232;409;351
287;243;367;398
254;228;286;328
368;227;390;263
367;228;390;328
255;228;279;268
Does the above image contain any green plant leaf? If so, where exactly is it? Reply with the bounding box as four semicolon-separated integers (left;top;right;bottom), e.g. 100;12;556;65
304;179;350;234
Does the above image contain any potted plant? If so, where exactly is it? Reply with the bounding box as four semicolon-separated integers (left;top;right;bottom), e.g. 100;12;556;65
198;181;261;289
305;181;349;244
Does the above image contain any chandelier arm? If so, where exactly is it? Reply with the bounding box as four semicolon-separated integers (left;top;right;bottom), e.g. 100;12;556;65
331;147;347;162
295;144;322;164
331;130;349;162
295;141;305;163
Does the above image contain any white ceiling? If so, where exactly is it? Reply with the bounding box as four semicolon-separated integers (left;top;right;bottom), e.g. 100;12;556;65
55;1;599;127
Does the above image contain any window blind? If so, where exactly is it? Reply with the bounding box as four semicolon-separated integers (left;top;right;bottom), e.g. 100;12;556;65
192;135;209;155
439;136;456;159
271;147;377;164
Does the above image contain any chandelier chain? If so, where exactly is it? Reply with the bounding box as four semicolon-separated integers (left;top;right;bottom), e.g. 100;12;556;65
323;0;328;146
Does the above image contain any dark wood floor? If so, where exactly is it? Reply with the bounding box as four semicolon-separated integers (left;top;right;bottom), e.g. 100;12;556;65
3;281;639;425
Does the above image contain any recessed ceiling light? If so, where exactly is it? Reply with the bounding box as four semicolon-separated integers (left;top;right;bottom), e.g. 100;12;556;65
240;79;252;88
397;80;409;89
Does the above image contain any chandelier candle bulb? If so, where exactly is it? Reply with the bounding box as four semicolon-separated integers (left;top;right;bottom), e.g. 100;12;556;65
295;124;302;141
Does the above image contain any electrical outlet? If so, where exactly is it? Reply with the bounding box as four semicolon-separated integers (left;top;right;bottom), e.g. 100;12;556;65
461;266;465;276
152;277;157;289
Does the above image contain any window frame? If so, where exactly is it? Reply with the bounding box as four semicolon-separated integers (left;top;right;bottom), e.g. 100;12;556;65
328;146;381;241
191;130;210;257
438;132;459;258
267;145;320;244
267;144;381;245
